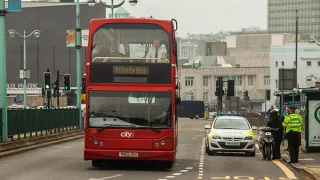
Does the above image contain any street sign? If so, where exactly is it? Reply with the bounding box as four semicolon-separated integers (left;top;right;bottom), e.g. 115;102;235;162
278;68;297;90
66;29;88;47
8;0;22;12
81;30;89;47
19;70;30;79
66;29;75;47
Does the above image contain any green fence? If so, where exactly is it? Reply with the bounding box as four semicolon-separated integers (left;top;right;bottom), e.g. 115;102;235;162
0;109;80;142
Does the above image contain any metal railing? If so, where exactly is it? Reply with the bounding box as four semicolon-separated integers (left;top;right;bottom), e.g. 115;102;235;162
0;109;80;142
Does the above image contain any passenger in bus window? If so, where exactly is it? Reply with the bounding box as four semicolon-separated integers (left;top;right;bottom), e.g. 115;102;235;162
145;39;168;63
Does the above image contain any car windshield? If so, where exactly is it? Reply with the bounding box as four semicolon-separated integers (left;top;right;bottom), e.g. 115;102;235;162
213;117;250;130
88;91;172;128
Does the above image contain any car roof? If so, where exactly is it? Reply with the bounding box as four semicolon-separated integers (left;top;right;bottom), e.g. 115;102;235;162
216;116;246;120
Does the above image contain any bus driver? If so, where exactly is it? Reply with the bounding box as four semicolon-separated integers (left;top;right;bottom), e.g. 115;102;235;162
145;39;168;63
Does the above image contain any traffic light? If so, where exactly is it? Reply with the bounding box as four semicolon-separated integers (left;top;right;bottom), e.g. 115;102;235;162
266;89;271;100
41;85;46;98
64;74;71;91
215;79;221;96
227;80;234;96
53;81;59;97
44;72;51;90
81;78;86;94
243;90;248;100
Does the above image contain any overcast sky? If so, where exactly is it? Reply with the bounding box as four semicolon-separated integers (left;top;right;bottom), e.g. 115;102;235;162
107;0;267;37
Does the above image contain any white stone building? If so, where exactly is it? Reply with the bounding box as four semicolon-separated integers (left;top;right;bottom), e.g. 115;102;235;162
270;43;320;106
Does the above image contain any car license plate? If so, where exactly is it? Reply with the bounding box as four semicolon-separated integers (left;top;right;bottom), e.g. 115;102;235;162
119;152;138;157
225;142;240;146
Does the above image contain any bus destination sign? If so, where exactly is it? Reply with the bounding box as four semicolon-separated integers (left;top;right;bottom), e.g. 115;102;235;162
113;66;149;75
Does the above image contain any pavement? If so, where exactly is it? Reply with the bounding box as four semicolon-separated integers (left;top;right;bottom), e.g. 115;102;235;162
0;118;306;180
280;140;320;179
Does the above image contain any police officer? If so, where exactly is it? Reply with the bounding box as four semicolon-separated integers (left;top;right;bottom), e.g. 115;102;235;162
282;105;303;163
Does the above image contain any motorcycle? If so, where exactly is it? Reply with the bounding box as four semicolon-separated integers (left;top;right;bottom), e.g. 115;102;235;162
259;127;279;161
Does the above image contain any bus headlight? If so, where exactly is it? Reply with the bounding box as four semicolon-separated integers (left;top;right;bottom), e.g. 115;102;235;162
94;140;98;144
155;142;159;147
161;141;165;145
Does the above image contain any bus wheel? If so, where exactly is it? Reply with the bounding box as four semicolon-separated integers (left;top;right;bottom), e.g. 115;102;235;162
164;161;174;169
92;160;103;168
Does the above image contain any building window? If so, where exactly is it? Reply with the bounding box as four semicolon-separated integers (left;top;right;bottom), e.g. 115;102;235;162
185;77;194;86
318;61;320;67
248;76;254;86
281;61;284;66
275;79;278;88
307;61;312;67
203;76;209;86
264;76;270;85
275;61;278;66
232;76;242;86
186;92;194;100
203;92;208;102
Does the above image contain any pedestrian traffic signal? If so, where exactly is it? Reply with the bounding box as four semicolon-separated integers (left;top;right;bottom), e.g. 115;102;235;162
64;74;71;91
44;72;51;90
227;80;234;96
41;85;46;98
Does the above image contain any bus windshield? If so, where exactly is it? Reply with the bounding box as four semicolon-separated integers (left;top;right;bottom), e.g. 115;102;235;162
88;91;172;128
91;23;171;64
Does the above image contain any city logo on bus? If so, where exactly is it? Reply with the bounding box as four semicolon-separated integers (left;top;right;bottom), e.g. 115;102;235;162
121;131;134;138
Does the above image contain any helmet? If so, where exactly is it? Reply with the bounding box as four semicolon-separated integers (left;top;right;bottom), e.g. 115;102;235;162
269;109;278;118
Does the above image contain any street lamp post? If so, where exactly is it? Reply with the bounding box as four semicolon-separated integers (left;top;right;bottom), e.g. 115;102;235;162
8;29;41;108
87;0;138;18
0;0;8;142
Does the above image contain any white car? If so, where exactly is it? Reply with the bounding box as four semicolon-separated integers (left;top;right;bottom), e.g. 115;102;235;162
204;115;257;156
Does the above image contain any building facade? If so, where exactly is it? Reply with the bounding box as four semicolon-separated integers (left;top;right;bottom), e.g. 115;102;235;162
269;43;320;106
267;0;320;38
178;67;270;111
4;2;106;95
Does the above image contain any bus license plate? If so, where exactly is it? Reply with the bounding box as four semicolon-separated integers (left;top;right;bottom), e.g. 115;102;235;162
119;152;138;157
225;142;240;146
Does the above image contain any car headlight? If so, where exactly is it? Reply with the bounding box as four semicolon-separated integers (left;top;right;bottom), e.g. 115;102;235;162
211;135;221;139
244;136;253;140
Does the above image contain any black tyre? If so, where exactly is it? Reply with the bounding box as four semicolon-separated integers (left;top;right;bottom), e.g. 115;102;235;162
266;146;272;161
92;160;103;168
164;161;174;169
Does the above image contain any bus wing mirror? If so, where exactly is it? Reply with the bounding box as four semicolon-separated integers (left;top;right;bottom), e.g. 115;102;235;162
175;97;181;105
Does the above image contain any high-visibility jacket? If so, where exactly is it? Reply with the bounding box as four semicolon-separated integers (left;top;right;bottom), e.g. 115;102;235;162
282;113;303;134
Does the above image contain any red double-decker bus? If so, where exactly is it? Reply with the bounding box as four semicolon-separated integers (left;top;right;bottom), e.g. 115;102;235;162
83;17;180;169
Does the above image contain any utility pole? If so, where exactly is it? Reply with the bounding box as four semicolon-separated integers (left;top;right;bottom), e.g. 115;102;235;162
56;70;60;107
75;0;82;128
0;0;8;142
293;9;298;106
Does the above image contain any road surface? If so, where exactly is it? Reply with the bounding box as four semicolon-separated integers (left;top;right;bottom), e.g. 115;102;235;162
0;118;303;180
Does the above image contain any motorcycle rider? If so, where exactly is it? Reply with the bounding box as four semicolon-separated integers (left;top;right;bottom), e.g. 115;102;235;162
282;105;303;163
267;109;283;160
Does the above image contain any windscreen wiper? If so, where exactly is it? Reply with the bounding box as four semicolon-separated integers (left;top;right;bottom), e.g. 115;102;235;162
97;124;139;133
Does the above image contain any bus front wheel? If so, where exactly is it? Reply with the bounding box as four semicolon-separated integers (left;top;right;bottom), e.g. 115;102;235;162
92;160;103;168
164;161;174;169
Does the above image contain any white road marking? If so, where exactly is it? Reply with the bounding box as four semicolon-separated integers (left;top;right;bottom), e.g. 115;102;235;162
164;176;175;178
186;167;193;169
298;158;314;161
255;143;297;179
180;170;188;172
89;174;123;180
172;173;181;176
157;179;167;180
